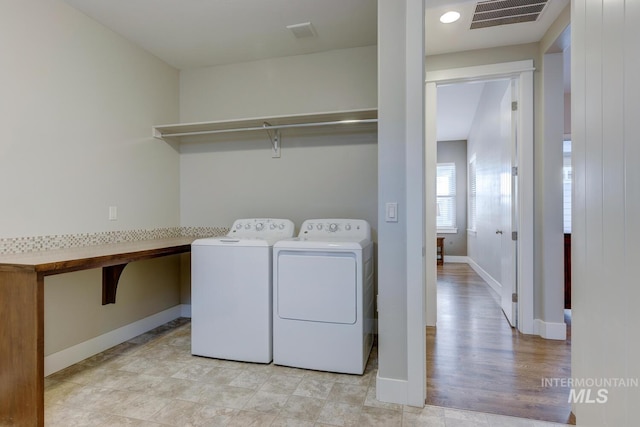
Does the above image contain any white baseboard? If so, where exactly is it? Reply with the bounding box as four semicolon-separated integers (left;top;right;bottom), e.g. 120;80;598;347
444;255;469;263
534;318;567;340
376;372;408;404
467;258;502;295
45;305;182;376
180;304;192;318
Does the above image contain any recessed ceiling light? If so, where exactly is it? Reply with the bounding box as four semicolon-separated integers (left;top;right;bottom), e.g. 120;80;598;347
440;11;461;24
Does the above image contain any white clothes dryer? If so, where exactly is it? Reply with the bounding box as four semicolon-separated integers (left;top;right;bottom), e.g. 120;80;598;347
273;219;374;374
191;218;294;363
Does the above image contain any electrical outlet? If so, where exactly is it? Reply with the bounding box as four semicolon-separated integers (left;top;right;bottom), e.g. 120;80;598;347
109;206;117;221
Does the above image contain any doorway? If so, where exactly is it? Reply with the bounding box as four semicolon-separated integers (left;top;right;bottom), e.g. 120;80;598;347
435;77;518;326
425;60;535;334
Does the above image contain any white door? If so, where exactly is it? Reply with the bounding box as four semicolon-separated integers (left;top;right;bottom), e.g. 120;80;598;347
499;80;518;327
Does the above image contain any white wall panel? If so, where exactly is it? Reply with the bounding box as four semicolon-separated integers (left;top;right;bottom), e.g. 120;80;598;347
572;0;640;423
600;3;627;419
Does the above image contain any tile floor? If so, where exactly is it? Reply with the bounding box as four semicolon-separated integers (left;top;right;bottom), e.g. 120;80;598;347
45;319;569;426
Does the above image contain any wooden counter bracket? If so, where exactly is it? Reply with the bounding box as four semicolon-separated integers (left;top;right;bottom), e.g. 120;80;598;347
102;263;128;304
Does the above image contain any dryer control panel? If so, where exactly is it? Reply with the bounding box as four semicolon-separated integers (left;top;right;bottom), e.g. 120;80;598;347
299;219;371;241
228;218;295;238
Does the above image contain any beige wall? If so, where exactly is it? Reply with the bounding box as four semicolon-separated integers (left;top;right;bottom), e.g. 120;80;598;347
0;0;181;355
45;257;180;355
180;46;377;122
178;46;378;231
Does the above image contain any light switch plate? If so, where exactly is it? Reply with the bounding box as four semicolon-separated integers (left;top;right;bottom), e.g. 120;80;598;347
385;202;398;222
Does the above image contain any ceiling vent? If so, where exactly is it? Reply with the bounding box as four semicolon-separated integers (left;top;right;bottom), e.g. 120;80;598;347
286;22;317;39
471;0;548;29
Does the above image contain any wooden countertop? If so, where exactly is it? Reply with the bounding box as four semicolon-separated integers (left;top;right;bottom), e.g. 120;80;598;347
0;236;196;276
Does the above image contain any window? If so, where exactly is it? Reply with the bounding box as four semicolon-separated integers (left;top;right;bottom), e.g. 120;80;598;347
437;163;457;232
563;140;572;233
468;155;477;232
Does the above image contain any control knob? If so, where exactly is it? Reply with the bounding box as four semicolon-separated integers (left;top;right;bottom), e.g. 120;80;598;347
278;223;285;230
317;224;323;230
244;223;251;229
307;224;313;230
255;222;264;231
270;223;277;230
329;223;338;232
345;224;351;231
235;223;242;229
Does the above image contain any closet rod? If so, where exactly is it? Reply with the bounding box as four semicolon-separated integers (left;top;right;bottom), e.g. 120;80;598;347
158;118;378;138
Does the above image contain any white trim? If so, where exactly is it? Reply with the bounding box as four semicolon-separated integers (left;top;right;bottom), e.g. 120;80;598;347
443;255;469;263
44;305;182;376
534;319;567;340
426;60;535;84
437;228;458;234
180;304;192;318
425;82;438;329
516;67;535;335
467;258;502;295
376;373;408;404
405;0;427;408
424;59;535;338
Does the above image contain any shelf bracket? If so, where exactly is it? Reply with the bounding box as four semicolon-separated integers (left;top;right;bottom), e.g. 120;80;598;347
263;122;281;158
102;263;128;305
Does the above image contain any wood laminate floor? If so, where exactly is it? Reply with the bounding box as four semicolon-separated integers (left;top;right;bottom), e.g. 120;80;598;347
427;263;575;424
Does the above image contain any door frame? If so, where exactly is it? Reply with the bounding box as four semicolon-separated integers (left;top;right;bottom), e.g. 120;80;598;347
423;60;535;334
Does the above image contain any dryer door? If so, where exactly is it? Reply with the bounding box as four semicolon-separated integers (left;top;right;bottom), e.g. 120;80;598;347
276;251;356;324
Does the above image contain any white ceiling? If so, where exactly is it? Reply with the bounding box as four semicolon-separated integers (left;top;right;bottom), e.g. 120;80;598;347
424;0;569;56
62;0;378;70
61;0;569;140
62;0;568;70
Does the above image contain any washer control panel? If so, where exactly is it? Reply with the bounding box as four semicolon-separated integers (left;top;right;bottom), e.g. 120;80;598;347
229;218;295;238
299;219;371;240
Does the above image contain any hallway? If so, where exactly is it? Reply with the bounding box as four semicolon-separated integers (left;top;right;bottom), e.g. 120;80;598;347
427;263;574;424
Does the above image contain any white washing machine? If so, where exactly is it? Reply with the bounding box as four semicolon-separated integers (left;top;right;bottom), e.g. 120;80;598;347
191;218;295;363
273;219;374;374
